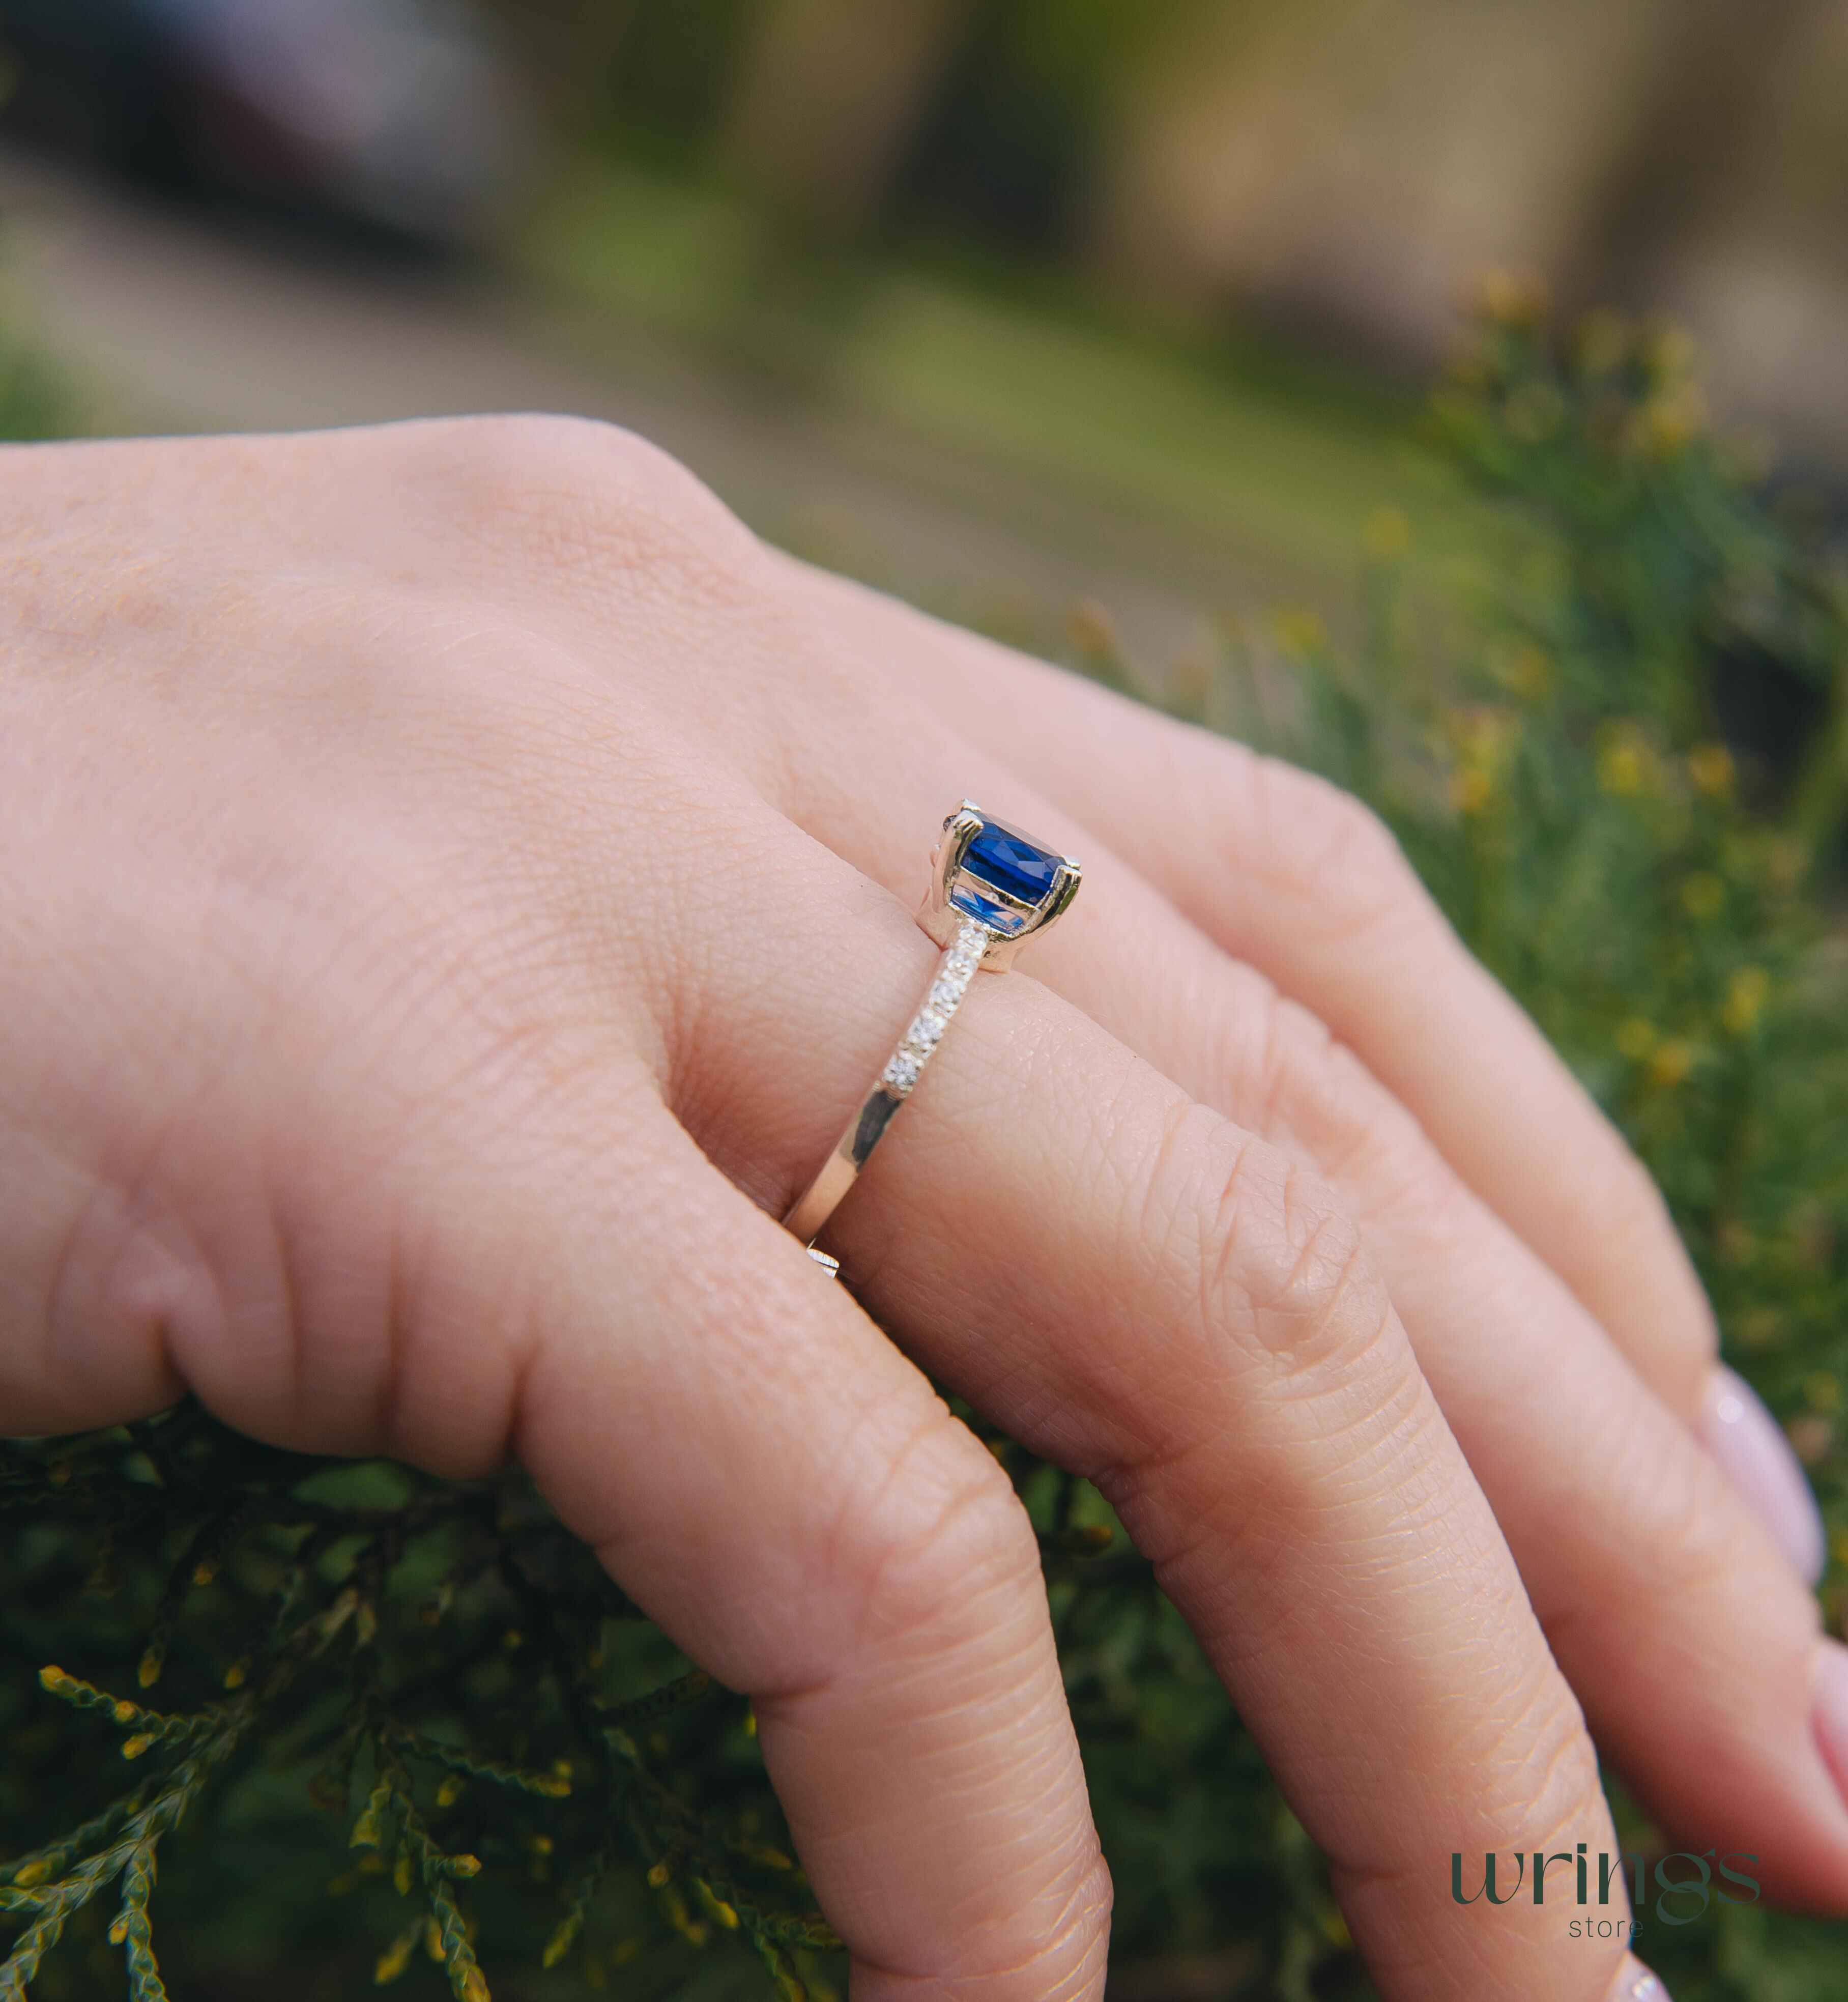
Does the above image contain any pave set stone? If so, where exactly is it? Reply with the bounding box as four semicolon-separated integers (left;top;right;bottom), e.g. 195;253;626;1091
881;916;990;1097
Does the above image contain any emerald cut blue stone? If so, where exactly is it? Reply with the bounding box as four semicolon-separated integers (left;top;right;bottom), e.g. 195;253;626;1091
951;818;1063;934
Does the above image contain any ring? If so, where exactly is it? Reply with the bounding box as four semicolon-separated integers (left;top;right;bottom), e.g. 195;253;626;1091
784;800;1082;1274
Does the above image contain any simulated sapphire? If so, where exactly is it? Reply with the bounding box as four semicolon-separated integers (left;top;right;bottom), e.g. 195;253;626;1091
950;818;1064;934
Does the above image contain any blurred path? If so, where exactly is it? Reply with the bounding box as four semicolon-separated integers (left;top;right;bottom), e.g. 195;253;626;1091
0;146;1287;669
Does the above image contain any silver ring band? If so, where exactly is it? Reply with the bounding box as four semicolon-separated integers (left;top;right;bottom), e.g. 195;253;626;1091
783;912;992;1254
783;800;1081;1274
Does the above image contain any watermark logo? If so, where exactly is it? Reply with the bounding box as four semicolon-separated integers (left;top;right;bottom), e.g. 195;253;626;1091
1451;1846;1759;1930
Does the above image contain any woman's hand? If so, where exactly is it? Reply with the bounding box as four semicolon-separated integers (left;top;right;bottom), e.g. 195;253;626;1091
4;419;1844;2002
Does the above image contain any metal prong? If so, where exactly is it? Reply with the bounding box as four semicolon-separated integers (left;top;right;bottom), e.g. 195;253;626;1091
978;854;1081;970
919;800;985;946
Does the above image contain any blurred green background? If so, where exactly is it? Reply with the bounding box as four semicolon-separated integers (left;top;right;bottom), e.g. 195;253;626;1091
4;5;1848;2001
4;0;1845;664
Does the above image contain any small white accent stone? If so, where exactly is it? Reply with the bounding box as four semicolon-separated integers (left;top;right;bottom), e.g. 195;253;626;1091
872;921;994;1099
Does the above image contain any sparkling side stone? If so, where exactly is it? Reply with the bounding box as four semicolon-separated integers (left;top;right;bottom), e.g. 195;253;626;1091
881;919;988;1098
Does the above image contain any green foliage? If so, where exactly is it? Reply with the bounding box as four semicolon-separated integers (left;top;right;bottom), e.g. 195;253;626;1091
1323;293;1848;1529
5;299;1848;2001
0;1424;845;1998
1428;279;1848;816
0;297;74;445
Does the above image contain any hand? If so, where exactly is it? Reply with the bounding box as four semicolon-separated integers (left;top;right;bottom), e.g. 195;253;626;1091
3;419;1843;2002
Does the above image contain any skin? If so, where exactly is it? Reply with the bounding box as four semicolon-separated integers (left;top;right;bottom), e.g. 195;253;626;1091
3;417;1844;2000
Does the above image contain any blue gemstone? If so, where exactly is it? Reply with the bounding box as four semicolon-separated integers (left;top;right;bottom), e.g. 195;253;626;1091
950;885;1023;931
950;818;1063;933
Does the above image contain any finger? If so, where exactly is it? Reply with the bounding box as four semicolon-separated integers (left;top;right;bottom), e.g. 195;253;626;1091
786;557;1720;1422
668;804;1640;2002
508;1092;1112;2002
26;1027;1110;1996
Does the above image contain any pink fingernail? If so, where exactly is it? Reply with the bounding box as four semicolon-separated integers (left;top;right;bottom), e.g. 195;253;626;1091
1606;1960;1671;2001
1702;1366;1826;1584
1814;1638;1848;1803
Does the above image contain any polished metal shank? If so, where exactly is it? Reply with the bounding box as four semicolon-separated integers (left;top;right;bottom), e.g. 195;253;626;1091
784;914;990;1248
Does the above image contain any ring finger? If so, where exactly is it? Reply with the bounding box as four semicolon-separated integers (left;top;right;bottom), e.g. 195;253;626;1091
639;785;1636;2002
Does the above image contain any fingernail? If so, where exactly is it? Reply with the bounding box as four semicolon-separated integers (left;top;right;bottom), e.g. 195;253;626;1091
1702;1365;1826;1584
1814;1638;1848;1801
1607;1958;1672;2001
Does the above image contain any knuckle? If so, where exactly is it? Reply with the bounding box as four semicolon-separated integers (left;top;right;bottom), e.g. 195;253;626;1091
1245;983;1378;1155
1547;1411;1788;1644
1235;975;1336;1138
1052;1853;1115;1985
1587;1137;1670;1239
1478;1677;1607;1857
1105;1098;1421;1493
1181;1114;1392;1380
1635;1474;1752;1603
997;1852;1113;2002
858;1832;1111;2001
1334;1709;1610;1941
1597;1153;1715;1332
1245;755;1425;940
1345;1673;1604;1897
383;413;766;603
1553;1139;1719;1406
892;1845;1112;2001
1244;985;1470;1236
39;1160;206;1432
843;1417;1043;1652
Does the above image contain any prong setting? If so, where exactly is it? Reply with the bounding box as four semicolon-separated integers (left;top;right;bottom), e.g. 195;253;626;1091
921;800;986;949
918;799;1081;967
